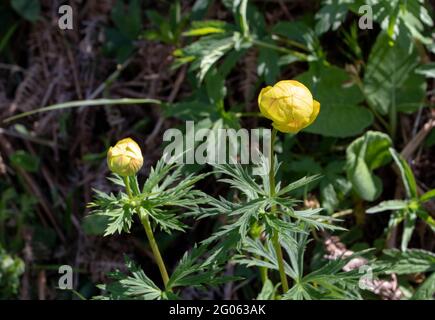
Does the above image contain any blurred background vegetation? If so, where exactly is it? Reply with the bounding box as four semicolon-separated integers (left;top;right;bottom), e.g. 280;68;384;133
0;0;434;299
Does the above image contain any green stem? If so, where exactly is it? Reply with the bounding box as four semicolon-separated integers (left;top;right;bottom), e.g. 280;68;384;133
268;128;289;294
123;176;171;290
139;212;170;289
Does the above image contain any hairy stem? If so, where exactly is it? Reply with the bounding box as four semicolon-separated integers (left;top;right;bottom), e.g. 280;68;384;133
124;177;171;290
269;128;289;294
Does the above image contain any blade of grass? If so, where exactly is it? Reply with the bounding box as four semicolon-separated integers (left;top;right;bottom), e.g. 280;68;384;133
3;98;161;123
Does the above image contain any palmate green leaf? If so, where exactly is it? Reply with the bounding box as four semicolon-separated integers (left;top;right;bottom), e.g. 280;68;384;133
346;131;392;201
366;200;408;214
283;253;365;300
103;207;134;236
89;155;207;236
263;215;300;249
288;248;374;300
95;257;163;300
213;163;265;199
296;64;373;138
87;190;134;236
146;208;186;234
142;158;178;194
389;148;418;199
235;237;297;280
283;207;345;232
167;245;236;291
373;249;435;274
205;198;267;246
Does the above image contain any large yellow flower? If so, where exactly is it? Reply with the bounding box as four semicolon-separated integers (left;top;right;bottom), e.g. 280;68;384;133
107;138;143;177
258;80;320;133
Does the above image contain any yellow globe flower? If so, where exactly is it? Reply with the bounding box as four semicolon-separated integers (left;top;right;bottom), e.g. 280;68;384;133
258;80;320;133
107;138;143;177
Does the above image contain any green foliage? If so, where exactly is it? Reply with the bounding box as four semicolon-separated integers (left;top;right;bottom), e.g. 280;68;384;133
144;1;189;45
346;131;392;201
95;256;163;300
105;0;142;61
363;29;426;115
88;159;208;236
412;273;435;300
373;249;435;275
167;245;238;291
3;0;434;301
0;245;25;299
297;64;373;137
11;0;40;22
9;150;40;172
367;148;435;251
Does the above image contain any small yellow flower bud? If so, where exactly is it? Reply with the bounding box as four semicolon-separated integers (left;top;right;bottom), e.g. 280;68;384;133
107;138;143;177
258;80;320;133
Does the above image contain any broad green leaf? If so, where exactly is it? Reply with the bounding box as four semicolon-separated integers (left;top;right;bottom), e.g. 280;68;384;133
363;29;424;115
346;131;392;201
297;65;373;137
205;68;227;104
272;21;318;52
257;41;280;84
366;200;408;214
389;148;418;199
315;0;349;34
395;72;427;113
